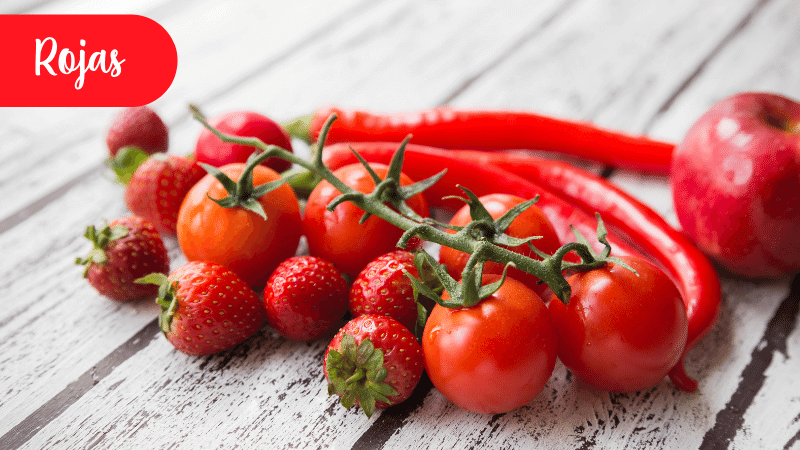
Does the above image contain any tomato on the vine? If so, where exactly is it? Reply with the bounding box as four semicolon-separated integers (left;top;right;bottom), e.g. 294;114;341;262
548;256;688;393
177;163;302;288
438;193;561;293
302;163;429;279
422;275;557;414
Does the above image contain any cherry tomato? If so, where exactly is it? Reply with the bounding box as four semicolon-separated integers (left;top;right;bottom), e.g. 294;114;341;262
303;163;429;279
195;110;294;173
438;193;561;293
548;256;688;393
177;163;302;288
422;275;557;414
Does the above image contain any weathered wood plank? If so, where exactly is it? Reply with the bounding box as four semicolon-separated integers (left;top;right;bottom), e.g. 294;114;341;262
0;0;370;223
3;0;800;448
0;0;581;445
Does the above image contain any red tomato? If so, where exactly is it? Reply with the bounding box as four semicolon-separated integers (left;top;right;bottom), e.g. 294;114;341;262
422;275;557;414
438;193;561;293
177;163;302;288
195;110;294;173
548;256;688;393
302;163;429;279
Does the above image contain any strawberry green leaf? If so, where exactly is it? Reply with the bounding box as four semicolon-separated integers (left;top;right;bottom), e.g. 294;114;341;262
325;335;399;419
109;146;149;184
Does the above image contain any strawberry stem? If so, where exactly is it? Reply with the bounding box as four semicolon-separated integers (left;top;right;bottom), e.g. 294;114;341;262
75;222;129;276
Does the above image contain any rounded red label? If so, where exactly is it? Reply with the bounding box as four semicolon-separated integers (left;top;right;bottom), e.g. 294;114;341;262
1;15;177;107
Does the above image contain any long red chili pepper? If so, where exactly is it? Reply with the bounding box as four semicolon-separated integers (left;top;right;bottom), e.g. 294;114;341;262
289;106;675;174
321;142;721;392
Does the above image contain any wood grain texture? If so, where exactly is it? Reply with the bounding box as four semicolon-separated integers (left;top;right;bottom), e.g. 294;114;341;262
2;0;800;448
0;0;368;223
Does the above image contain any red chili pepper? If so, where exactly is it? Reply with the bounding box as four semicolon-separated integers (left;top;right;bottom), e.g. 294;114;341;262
321;142;721;392
291;106;675;174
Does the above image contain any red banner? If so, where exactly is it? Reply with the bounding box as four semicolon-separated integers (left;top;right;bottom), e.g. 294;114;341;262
1;15;177;107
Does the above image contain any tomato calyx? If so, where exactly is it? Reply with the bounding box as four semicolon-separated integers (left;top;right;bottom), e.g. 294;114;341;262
190;109;622;309
409;242;513;309
443;187;545;248
326;136;446;225
75;222;129;276
325;334;397;419
136;273;180;333
193;150;289;219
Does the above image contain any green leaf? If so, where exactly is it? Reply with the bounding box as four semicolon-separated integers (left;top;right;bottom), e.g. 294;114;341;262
135;272;168;286
477;262;513;299
358;391;377;419
414;301;430;342
108;225;130;242
355;339;375;367
240;198;267;220
397;169;447;200
490;233;541;247
281;113;314;144
385;136;413;183
109;146;149;184
349;146;383;185
370;380;398;399
570;224;599;260
493;196;539;234
457;185;494;222
365;350;384;373
340;333;357;356
198;162;238;193
251;176;291;198
340;391;356;410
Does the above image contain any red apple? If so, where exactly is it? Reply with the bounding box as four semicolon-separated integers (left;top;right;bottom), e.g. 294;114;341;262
670;92;800;278
194;110;294;173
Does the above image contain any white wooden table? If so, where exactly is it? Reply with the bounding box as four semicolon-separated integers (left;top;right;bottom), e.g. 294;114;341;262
2;0;799;449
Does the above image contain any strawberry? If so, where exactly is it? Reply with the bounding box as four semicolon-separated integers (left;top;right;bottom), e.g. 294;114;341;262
106;106;169;157
263;256;349;341
76;216;170;302
106;106;170;184
324;314;424;418
124;153;206;235
139;261;266;356
349;250;420;332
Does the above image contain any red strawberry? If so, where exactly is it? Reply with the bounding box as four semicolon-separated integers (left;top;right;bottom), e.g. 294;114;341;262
76;216;170;302
106;106;169;157
264;256;349;341
124;153;206;235
139;261;266;356
349;250;419;331
324;314;424;418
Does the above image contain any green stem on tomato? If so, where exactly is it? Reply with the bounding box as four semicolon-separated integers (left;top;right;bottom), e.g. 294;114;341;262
190;106;612;305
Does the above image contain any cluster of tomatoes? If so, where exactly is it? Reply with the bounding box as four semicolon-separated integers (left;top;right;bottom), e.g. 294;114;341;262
85;106;692;418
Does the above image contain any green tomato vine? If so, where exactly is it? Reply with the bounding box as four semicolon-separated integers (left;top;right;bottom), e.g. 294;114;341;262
189;105;627;309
